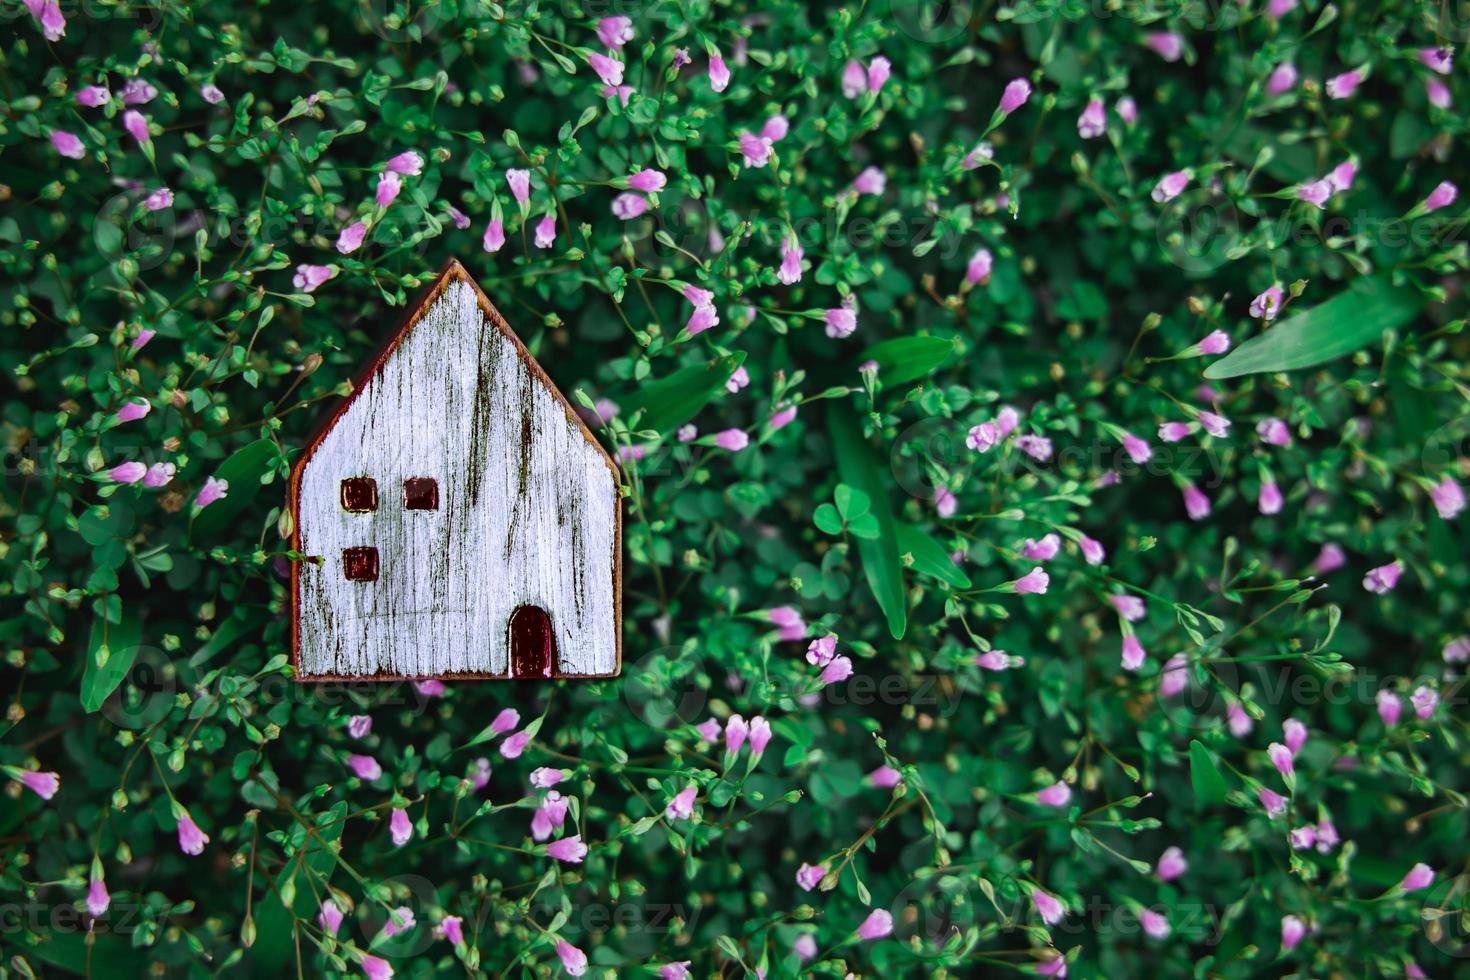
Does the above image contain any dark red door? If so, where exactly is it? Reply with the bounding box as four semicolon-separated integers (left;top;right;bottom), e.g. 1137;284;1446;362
509;605;558;678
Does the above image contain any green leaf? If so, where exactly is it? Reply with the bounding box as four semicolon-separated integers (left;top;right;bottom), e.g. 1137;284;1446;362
828;410;906;639
1188;739;1229;807
834;483;870;520
847;513;881;539
813;503;844;534
81;607;142;713
895;524;973;589
191;439;281;541
857;336;956;386
622;353;745;434
1203;274;1422;379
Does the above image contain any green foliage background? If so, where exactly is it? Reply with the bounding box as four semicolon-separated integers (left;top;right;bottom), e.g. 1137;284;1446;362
2;0;1469;976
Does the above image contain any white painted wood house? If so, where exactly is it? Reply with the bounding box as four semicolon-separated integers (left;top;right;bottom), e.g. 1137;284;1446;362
290;260;621;680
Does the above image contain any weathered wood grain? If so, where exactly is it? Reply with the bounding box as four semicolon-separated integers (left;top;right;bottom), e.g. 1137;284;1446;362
294;269;620;679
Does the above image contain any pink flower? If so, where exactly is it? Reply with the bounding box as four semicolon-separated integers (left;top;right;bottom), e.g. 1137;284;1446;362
777;233;804;284
1424;180;1458;213
1016;434;1053;461
114;399;150;424
660;963;691;980
1267;0;1296;16
672;49;691;71
724;713;749;754
609;192;646;220
1037;780;1072;807
1315;819;1339;853
292;263;337;293
1259;787;1288;818
1078;534;1105;566
436;915;464;945
1267;742;1294;777
15;769;59;799
385;151;423;175
1256;417;1291;445
748;716;773;756
482;218;506;253
761;115;790;143
141;186;172;211
714;428;748;452
934;486;957;517
975;650;1014;671
666;784;697;820
534;213;557;249
1151;170;1191;203
1268;63;1298;96
1182;483;1211;520
793;935;817;962
471;757;492;791
820;656;854;685
142;462;175;488
1281;914;1306;950
1400;863;1435;893
824;307;858;338
806;634;837;667
380;906;416;938
390;808;412;846
1159;654;1189;697
123;110;150;144
29;0;65;40
1077;97;1106;139
348;754;382;780
1013;567;1050;594
1411;686;1439;720
337;221;368;254
556;939;588;976
869;765;902;788
1377;690;1402;727
1283;719;1308;755
1110;594;1145;622
1362;561;1402;594
852;166;886;196
347;715;372;739
1325;69;1362;99
1023;534;1061;560
374;171;402;207
529;767;564;789
841;60;867;99
588;52;624;87
1158;421;1193;442
1327;160;1356;193
109;461;147;484
1313;543;1346;575
1444;636;1470;663
961;141;994;169
738;131;773;168
597;16;633;49
996;406;1020;436
132;329;155;350
967;422;999;453
1140;909;1170;939
1296;179;1332;208
1032;889;1065;925
1145;32;1183;61
857;909;893;940
200;83;225;104
1121;634;1146;671
487;707;519;735
359;954;393;980
1259;481;1283;515
1037;954;1068;978
1419;47;1453;74
708;53;731;92
724;366;750;394
867;56;892;92
1121;431;1151;464
628;168;666;193
177;813;209;855
1427;78;1452;109
76;85;110;107
769;606;807;641
87;876;110;917
1199;330;1230;355
966;247;993;285
1156;846;1187;882
547;835;588;863
505;169;531;206
769;404;798;430
500;729;531;758
531;792;568;840
51;129;85;159
796;862;826;891
121;79;157;104
1116;96;1138;124
999;78;1032;114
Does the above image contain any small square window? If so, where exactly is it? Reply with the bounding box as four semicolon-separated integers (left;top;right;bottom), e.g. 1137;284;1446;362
403;477;439;510
341;477;378;513
342;547;379;582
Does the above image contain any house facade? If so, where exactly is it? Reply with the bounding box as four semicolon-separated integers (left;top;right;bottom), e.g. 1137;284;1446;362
291;261;621;680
